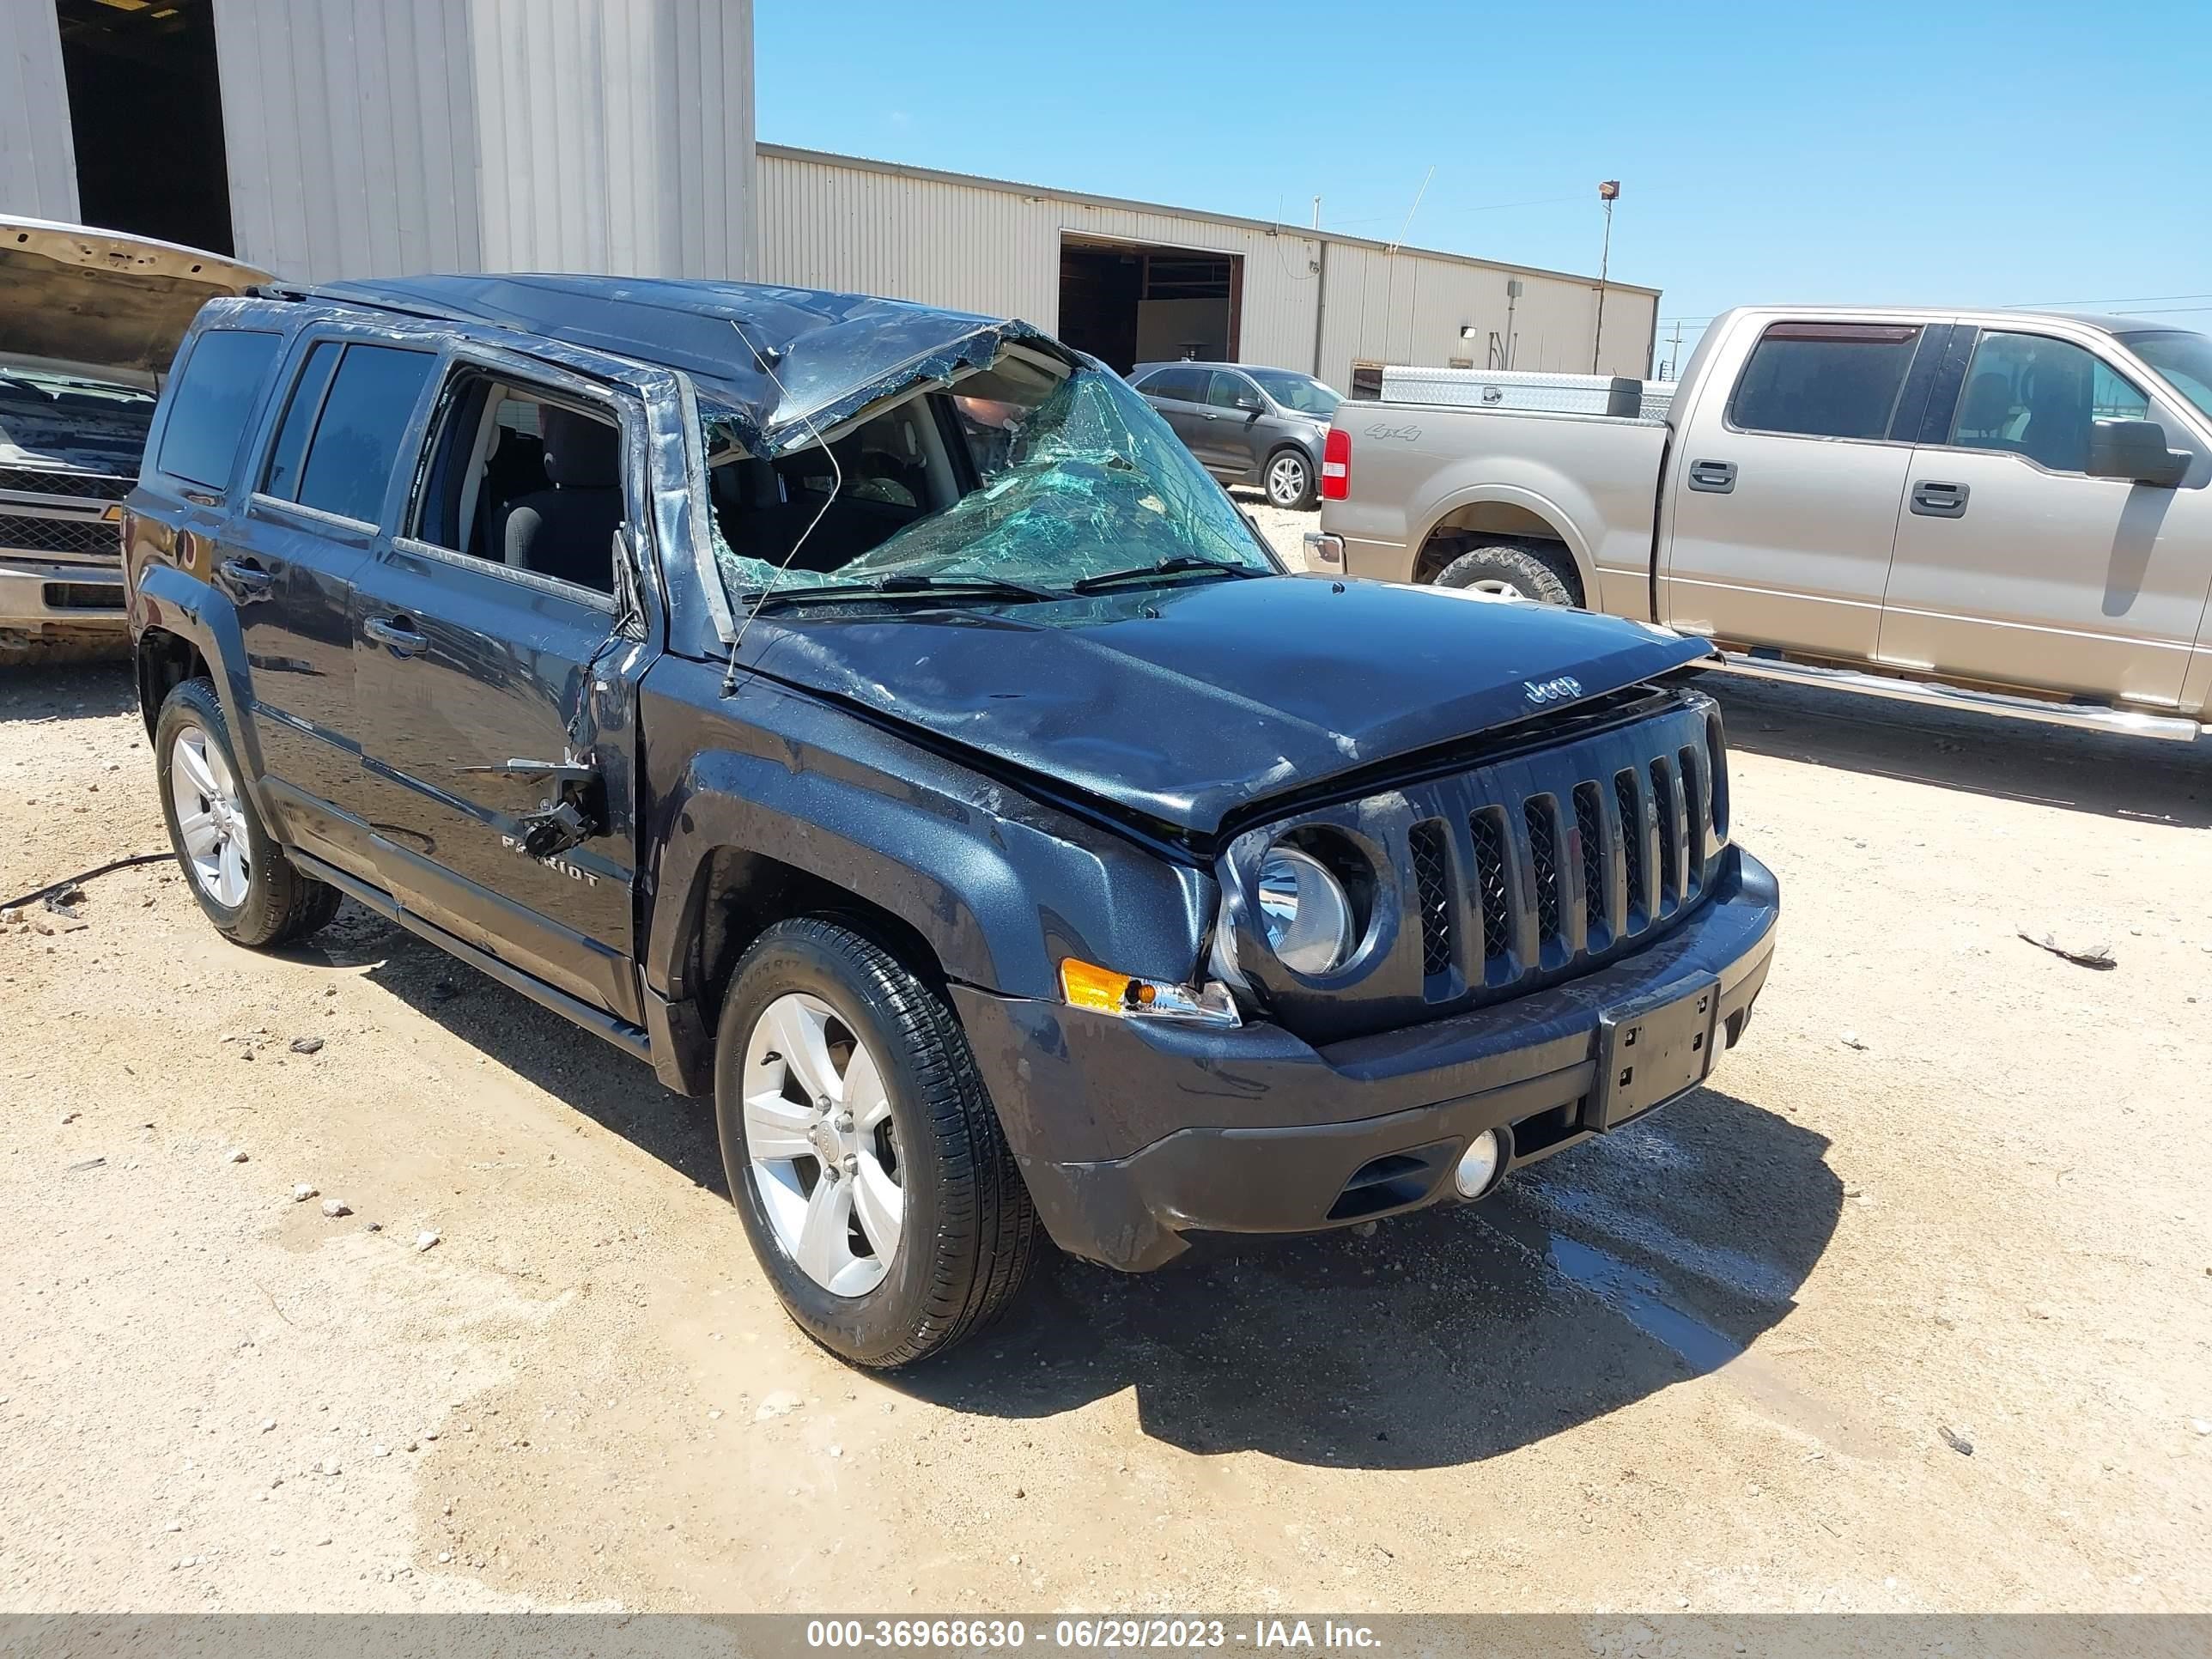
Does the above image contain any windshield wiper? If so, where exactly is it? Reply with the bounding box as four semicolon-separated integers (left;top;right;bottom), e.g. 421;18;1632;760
742;572;1067;612
1069;556;1265;594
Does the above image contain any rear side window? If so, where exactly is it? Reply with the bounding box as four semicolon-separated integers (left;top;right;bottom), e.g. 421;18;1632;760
1729;323;1921;441
155;329;282;489
1141;366;1204;401
261;340;343;501
285;344;437;526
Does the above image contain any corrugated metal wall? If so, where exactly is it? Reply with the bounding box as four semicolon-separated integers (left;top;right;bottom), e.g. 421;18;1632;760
0;0;79;221
757;147;1656;385
213;0;755;283
1319;241;1658;379
471;0;754;278
216;0;481;279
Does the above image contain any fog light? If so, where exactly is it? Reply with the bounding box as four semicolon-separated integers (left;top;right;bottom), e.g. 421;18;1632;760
1453;1129;1504;1199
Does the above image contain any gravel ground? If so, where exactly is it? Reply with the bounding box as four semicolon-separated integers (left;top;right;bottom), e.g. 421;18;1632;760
3;592;2210;1614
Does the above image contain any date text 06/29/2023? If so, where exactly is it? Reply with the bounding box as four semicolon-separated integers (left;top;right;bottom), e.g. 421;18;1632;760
803;1618;1384;1650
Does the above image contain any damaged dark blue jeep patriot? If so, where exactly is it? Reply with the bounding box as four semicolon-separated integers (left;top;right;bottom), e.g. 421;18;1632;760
125;276;1778;1368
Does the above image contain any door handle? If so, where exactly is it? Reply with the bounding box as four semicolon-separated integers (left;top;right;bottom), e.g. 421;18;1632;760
1687;459;1737;494
217;556;273;594
364;614;428;655
1200;412;1218;421
183;489;222;507
1911;480;1971;518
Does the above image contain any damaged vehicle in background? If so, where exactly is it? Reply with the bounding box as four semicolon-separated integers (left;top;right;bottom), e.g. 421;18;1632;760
125;275;1778;1368
0;217;268;663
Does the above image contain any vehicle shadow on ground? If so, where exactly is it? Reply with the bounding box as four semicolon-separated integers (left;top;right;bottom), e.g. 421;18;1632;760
1711;676;2212;830
0;659;136;725
894;1085;1842;1470
292;905;1838;1472
289;902;731;1195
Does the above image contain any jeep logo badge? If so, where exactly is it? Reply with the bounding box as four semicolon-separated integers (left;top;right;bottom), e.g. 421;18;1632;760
1523;676;1583;706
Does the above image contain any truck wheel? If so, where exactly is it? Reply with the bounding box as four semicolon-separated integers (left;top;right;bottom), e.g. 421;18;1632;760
154;677;342;948
714;917;1036;1369
1263;447;1318;509
1434;543;1583;606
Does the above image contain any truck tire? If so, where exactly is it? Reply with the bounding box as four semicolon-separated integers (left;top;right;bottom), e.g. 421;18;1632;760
714;916;1036;1369
1434;542;1583;607
154;677;343;948
1263;447;1318;509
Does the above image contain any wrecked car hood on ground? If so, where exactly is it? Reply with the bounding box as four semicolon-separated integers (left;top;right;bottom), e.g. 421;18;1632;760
744;577;1712;839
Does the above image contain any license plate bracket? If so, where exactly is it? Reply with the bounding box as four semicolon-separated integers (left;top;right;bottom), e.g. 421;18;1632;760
1588;974;1721;1131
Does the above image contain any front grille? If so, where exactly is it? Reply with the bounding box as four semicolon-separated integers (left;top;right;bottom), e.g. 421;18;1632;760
1572;781;1606;938
0;466;132;502
1614;769;1646;922
0;513;118;558
1469;808;1511;963
1232;695;1730;1042
1651;757;1680;905
1524;797;1561;945
1407;818;1451;977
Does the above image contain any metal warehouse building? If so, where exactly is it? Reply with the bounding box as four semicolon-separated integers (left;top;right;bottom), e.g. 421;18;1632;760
2;0;1655;386
757;145;1657;388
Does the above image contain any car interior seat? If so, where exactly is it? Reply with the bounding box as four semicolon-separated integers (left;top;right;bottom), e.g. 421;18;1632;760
1956;372;2020;446
495;406;624;592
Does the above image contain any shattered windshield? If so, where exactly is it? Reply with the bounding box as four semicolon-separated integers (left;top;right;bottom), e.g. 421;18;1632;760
703;357;1274;610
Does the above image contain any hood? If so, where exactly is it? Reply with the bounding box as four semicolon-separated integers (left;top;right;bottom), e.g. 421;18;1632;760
745;576;1711;836
0;217;270;378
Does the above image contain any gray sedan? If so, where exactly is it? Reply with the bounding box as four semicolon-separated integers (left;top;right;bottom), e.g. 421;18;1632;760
1130;362;1340;509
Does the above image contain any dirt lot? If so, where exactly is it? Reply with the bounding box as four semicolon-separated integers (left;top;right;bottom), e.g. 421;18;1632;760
3;570;2210;1613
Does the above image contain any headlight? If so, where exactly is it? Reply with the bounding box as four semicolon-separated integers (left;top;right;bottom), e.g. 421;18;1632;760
1256;844;1355;975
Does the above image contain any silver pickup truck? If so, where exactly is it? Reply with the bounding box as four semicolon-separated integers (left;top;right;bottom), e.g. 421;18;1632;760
2;217;266;662
1313;306;2212;739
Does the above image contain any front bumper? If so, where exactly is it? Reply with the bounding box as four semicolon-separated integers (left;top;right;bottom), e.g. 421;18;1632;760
0;557;127;635
954;847;1778;1271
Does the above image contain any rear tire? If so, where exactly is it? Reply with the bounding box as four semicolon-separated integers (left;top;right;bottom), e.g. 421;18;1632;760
714;917;1036;1369
154;677;342;948
1433;542;1582;606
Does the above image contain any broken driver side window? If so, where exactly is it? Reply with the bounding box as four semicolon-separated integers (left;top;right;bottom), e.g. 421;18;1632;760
413;372;626;596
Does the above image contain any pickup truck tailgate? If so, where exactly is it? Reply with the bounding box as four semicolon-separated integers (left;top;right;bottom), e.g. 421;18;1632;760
1322;404;1668;618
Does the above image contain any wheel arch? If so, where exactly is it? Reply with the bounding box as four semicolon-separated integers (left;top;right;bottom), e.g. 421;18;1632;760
1410;483;1595;599
646;743;1213;1036
135;626;211;739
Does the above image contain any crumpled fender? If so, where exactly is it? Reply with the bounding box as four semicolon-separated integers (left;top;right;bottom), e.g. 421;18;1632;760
640;667;1217;1011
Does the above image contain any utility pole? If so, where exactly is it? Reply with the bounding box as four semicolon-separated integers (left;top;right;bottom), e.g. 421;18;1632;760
1663;317;1685;380
1591;179;1620;374
1311;195;1321;231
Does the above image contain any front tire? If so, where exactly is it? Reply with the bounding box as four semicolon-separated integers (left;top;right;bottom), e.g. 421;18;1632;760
1433;542;1582;606
154;677;341;948
714;917;1036;1368
1263;447;1318;509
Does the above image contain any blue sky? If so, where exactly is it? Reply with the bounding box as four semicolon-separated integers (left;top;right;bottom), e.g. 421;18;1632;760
756;0;2211;371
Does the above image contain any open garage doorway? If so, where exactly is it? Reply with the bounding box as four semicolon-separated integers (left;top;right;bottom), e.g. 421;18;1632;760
54;0;235;255
1056;237;1242;374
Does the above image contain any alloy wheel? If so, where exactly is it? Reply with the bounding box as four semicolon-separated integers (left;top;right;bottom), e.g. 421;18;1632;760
741;992;903;1297
169;726;252;909
1266;453;1310;507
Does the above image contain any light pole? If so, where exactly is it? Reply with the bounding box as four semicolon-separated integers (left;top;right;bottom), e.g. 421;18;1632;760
1591;179;1620;374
